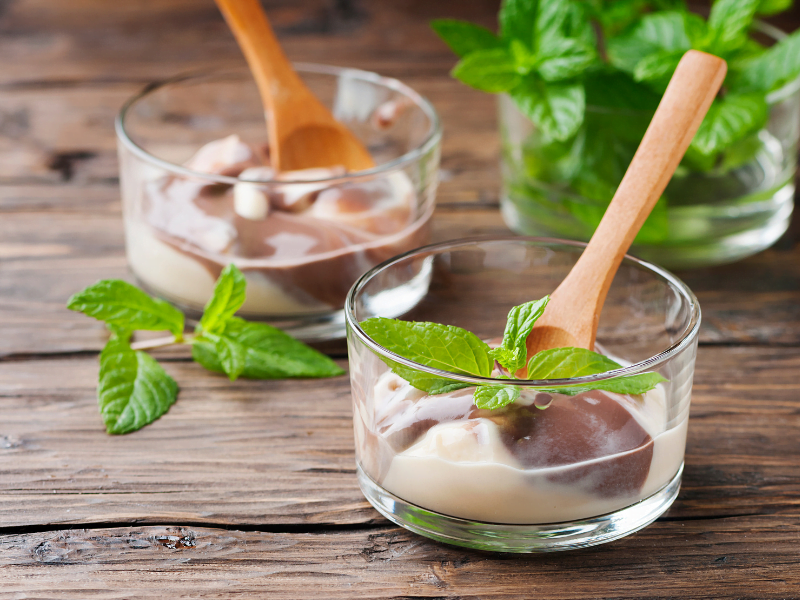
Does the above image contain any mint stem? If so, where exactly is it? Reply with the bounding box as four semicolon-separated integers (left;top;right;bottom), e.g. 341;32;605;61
130;334;194;351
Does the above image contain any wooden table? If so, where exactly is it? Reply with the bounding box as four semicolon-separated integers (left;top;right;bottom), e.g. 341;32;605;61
2;1;800;597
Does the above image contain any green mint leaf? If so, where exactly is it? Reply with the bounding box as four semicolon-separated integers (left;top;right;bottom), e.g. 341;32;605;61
633;48;684;90
473;384;521;410
537;38;597;82
192;317;343;380
757;0;792;15
736;29;800;92
202;332;248;381
98;336;178;434
707;0;759;54
451;48;522;93
606;12;692;74
360;317;493;377
690;93;769;157
67;279;184;338
499;0;537;46
534;0;572;49
489;297;549;373
510;79;585;143
198;264;246;335
430;19;502;58
535;372;668;396
527;346;622;379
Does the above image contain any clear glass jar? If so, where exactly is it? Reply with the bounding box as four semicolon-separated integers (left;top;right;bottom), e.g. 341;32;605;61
346;237;700;552
116;64;441;340
499;23;800;269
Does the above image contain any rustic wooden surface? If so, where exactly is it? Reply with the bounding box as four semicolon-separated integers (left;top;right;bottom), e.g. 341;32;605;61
1;0;800;597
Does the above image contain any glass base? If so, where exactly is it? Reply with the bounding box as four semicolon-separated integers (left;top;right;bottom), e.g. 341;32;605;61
357;463;683;553
501;182;794;269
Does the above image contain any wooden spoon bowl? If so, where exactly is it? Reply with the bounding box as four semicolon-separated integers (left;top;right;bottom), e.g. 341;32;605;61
215;0;375;172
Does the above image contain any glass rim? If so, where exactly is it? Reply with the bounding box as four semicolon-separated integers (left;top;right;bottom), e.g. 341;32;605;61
570;20;800;116
345;235;702;387
115;62;442;186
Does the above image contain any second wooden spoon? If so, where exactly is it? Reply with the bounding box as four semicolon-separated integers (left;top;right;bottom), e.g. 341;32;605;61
525;50;727;357
215;0;375;172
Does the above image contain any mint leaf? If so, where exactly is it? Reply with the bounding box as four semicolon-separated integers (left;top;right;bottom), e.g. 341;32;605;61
473;384;521;410
98;336;178;434
757;0;792;15
431;19;501;57
527;346;622;379
737;29;800;92
633;48;684;87
198;264;246;335
538;38;596;82
536;372;668;396
452;48;522;93
510;79;585;143
203;332;248;381
535;0;572;48
67;280;184;338
690;93;768;157
707;0;759;54
607;12;692;74
192;317;343;380
499;0;538;46
360;318;493;377
489;297;549;373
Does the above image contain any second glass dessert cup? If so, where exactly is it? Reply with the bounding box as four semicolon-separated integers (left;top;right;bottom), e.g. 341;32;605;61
116;64;441;341
345;237;700;552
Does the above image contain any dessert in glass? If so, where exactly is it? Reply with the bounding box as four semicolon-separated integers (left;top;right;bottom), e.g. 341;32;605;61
116;64;440;340
345;237;700;552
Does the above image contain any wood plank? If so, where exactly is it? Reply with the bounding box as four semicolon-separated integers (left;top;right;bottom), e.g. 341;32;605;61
1;346;798;529
1;517;800;599
2;206;799;357
0;0;497;84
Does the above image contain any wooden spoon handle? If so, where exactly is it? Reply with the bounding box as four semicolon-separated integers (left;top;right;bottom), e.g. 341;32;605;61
214;0;304;111
562;50;726;316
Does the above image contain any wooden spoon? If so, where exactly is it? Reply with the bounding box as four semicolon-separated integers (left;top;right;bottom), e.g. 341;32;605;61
525;50;726;358
215;0;375;172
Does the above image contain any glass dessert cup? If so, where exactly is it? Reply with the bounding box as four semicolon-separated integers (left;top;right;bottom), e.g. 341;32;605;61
499;22;799;269
116;64;441;341
345;237;700;552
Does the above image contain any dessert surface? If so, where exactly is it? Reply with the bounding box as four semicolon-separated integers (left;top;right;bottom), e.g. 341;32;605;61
125;135;430;315
356;370;688;524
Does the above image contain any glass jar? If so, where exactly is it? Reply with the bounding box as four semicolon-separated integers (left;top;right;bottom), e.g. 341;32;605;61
499;23;800;269
116;64;441;340
346;237;700;552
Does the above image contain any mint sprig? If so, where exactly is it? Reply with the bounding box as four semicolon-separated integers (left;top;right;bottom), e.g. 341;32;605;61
434;0;598;143
68;265;343;434
360;297;667;412
433;0;800;241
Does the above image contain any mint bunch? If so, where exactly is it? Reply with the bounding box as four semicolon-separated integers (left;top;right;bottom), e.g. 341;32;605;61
360;297;666;411
67;265;343;434
433;0;800;241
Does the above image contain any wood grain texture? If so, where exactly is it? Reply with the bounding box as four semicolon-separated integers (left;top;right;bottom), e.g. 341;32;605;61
1;519;800;599
1;347;799;529
1;0;800;596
